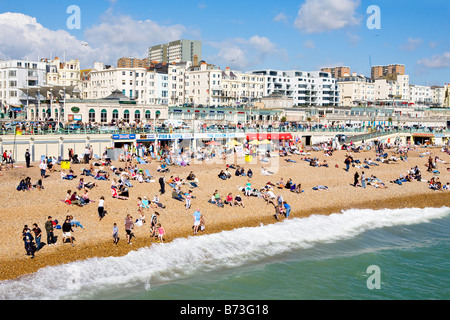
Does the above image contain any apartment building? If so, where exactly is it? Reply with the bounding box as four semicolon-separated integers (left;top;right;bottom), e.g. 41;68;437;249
83;62;147;103
149;39;201;64
374;74;410;102
44;57;81;87
337;74;375;107
444;84;450;108
371;64;405;80
82;62;171;106
249;69;339;107
430;86;445;107
183;62;223;107
117;57;150;69
0;59;47;109
409;84;432;106
321;66;351;78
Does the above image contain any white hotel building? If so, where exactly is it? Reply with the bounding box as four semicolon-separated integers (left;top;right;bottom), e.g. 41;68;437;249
337;74;375;107
248;69;339;107
169;62;266;108
0;59;48;110
82;62;170;106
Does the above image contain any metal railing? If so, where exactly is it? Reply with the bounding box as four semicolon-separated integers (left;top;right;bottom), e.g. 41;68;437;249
0;125;448;137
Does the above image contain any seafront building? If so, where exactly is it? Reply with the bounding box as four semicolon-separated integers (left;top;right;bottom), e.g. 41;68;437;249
321;66;351;79
149;39;202;64
371;64;405;80
249;69;339;107
337;74;375;107
0;59;48;110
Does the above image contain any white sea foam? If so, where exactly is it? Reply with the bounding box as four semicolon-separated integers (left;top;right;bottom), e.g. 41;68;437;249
0;206;448;300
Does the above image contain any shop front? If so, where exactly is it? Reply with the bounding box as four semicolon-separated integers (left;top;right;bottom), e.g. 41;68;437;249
412;133;434;145
112;133;136;149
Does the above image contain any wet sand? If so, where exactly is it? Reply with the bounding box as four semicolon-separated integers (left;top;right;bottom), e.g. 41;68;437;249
0;146;449;281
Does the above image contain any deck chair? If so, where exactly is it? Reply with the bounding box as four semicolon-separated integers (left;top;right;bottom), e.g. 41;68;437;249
144;169;152;179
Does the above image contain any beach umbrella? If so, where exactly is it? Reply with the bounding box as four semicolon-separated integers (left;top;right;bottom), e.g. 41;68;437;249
248;140;260;145
259;139;271;145
228;140;242;146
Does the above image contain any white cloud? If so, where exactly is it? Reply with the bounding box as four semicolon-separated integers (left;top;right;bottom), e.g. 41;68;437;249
294;0;361;34
417;52;450;69
0;12;97;65
273;13;288;23
207;36;285;70
84;15;186;64
400;38;423;51
0;12;187;68
303;40;315;49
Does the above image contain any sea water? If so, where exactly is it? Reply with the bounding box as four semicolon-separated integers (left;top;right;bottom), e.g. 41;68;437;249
0;207;449;300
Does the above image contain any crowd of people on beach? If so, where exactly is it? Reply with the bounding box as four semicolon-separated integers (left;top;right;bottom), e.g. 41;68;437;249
9;134;450;260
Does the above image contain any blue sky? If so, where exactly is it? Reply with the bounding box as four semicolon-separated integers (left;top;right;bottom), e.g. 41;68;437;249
0;0;449;86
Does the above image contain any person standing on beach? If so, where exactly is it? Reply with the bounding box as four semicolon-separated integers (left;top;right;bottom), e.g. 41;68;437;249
45;216;55;246
22;227;35;259
159;176;165;194
245;180;252;197
125;214;134;245
150;212;159;238
157;223;165;243
62;218;74;247
25;149;31;168
344;156;351;172
283;202;291;219
98;196;106;221
353;171;360;187
32;223;42;251
39;160;47;179
185;190;193;210
361;171;366;189
112;223;119;245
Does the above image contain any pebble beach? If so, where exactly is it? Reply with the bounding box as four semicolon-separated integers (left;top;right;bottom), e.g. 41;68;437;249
1;146;449;281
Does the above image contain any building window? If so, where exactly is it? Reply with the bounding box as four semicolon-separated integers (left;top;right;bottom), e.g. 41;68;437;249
123;110;130;122
101;109;107;123
112;109;119;121
89;109;96;122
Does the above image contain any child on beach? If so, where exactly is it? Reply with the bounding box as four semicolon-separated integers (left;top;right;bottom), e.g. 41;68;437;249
193;209;201;235
185;190;194;210
157;223;165;243
112;223;119;245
